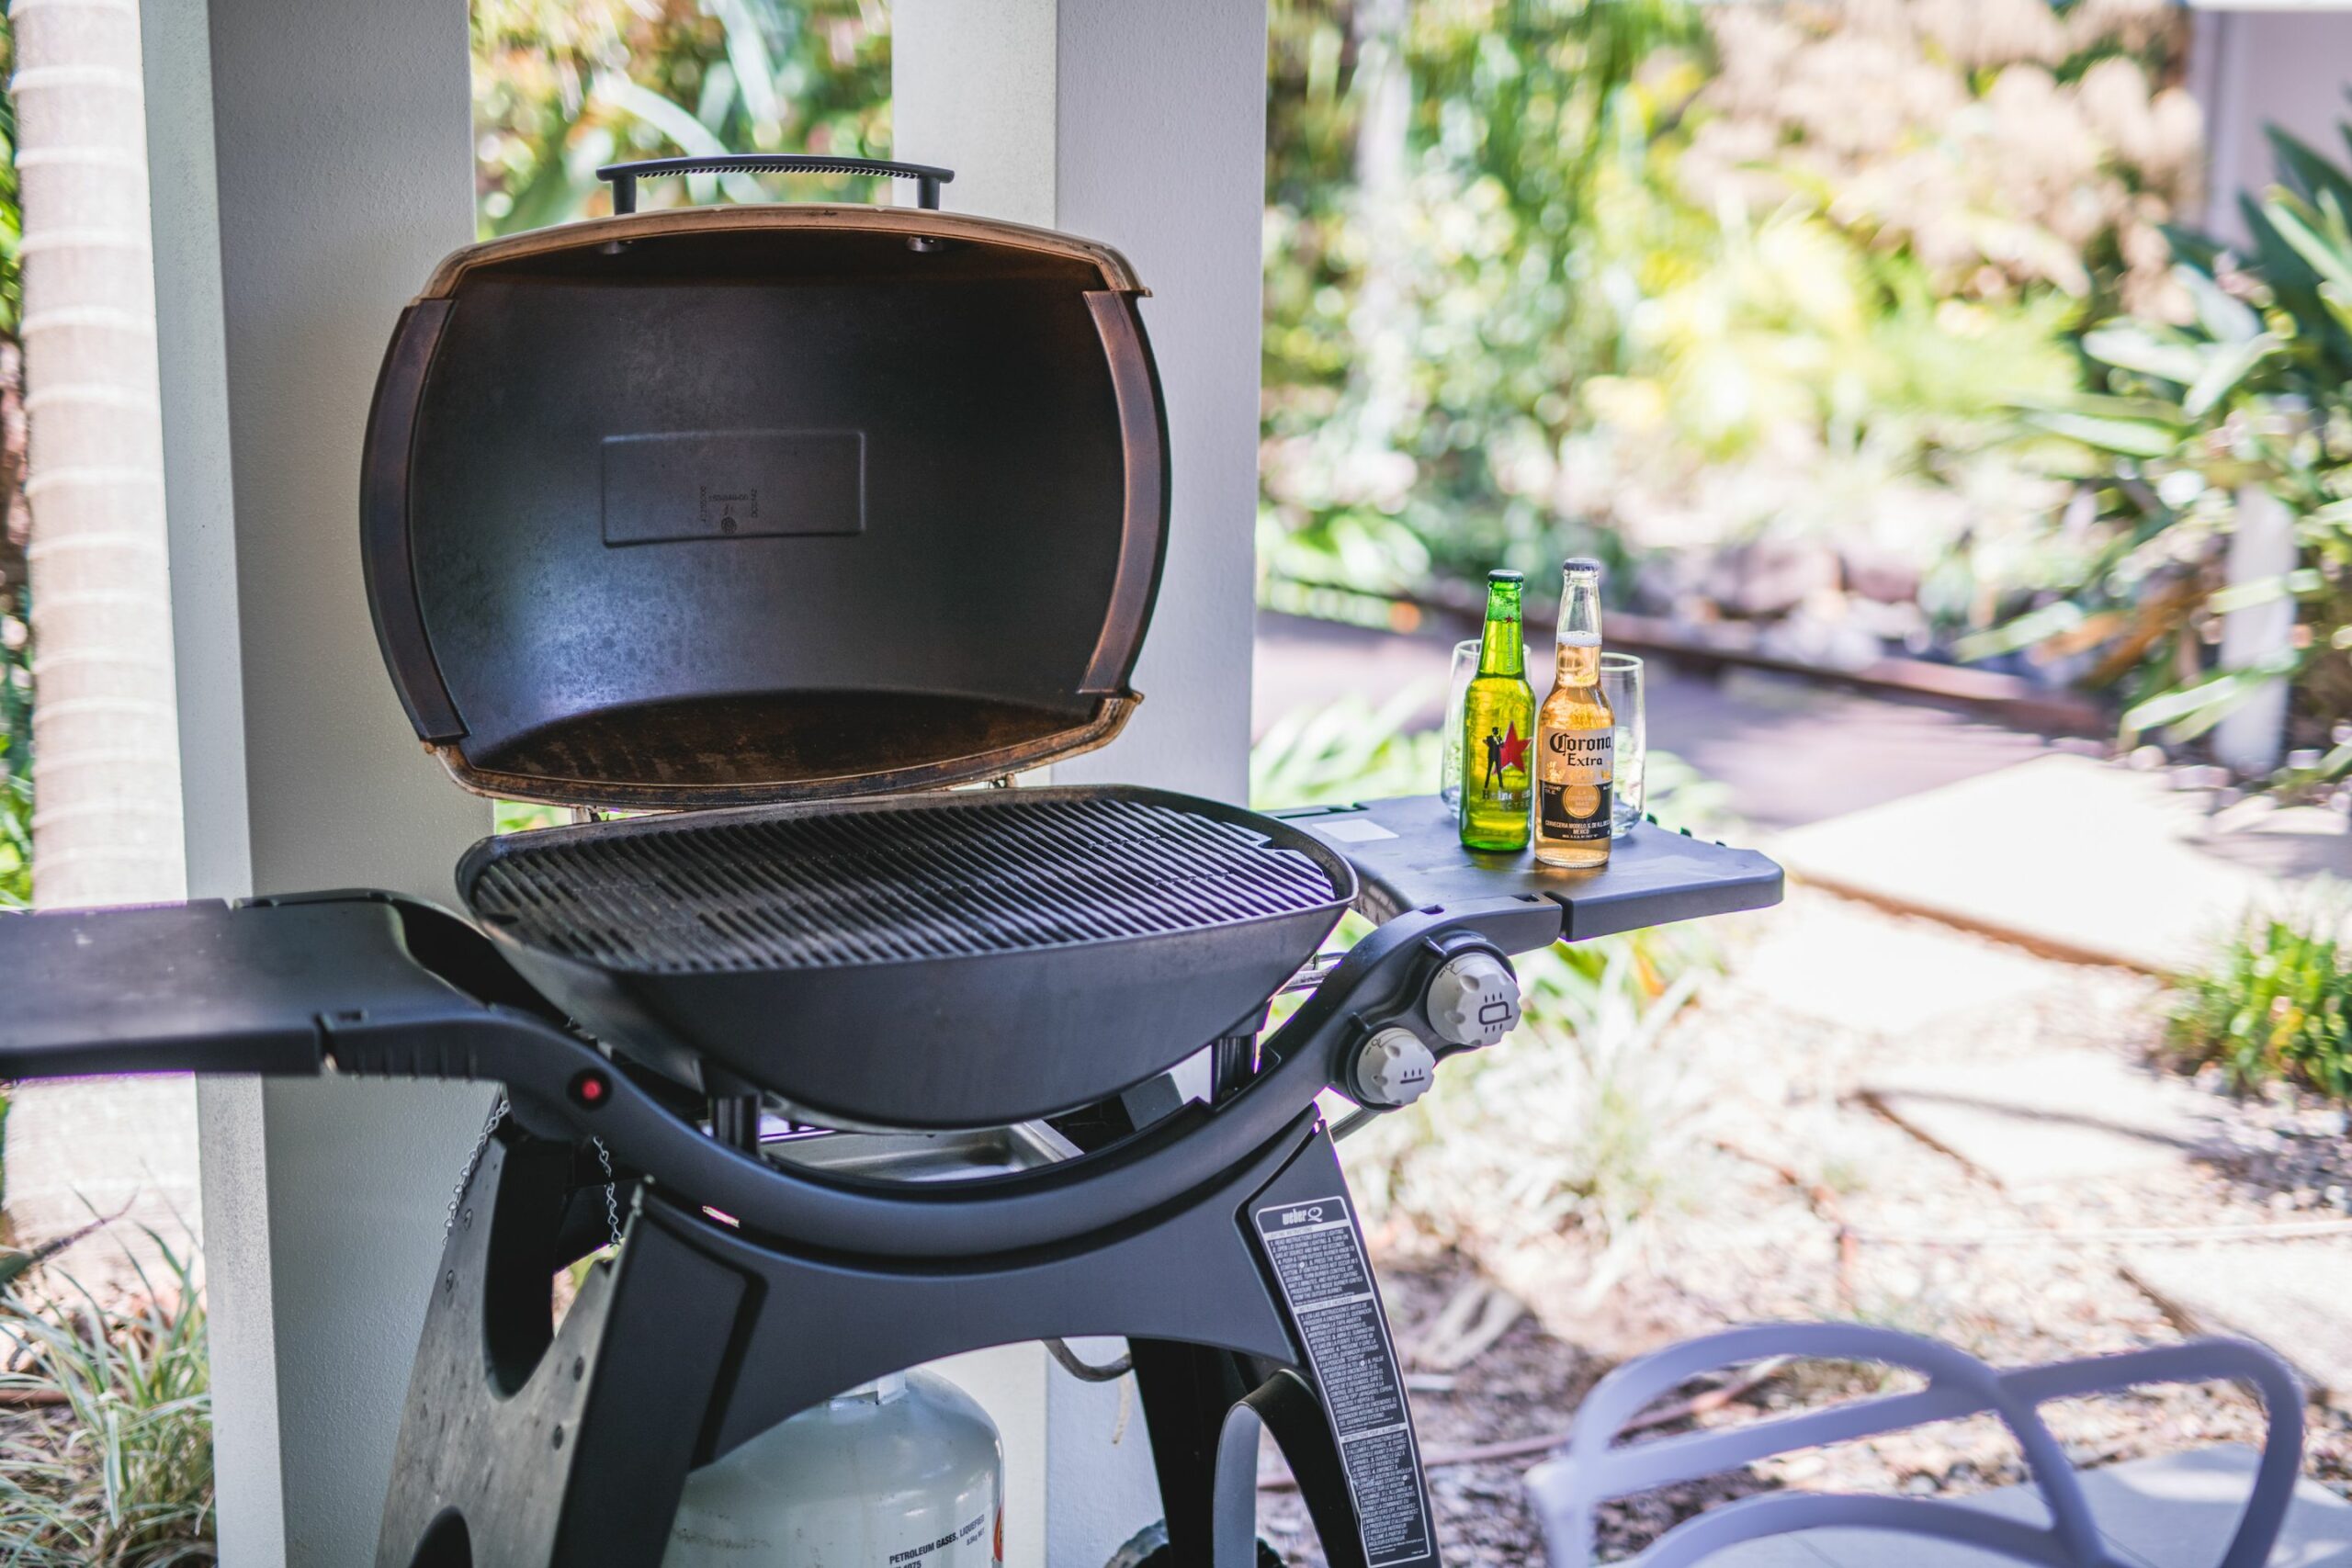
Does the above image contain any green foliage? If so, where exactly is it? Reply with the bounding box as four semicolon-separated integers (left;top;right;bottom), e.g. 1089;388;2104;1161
1985;115;2352;771
1262;0;1714;597
2170;895;2352;1100
0;749;27;910
1348;924;1717;1279
0;11;19;340
1259;0;2192;637
472;0;891;238
0;1239;213;1565
0;7;28;901
1249;685;1445;811
492;799;567;836
1249;689;1733;1255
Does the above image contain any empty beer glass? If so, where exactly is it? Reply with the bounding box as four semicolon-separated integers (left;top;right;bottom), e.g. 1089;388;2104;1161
1600;652;1644;835
1440;638;1478;808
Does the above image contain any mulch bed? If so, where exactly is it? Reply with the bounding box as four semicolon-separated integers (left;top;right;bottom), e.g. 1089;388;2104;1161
1259;889;2352;1565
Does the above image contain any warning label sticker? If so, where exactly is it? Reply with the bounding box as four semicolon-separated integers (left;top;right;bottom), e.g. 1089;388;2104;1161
1254;1195;1434;1567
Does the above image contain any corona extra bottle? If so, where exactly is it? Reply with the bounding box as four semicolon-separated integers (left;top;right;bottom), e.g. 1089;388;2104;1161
1535;558;1613;868
1458;570;1537;852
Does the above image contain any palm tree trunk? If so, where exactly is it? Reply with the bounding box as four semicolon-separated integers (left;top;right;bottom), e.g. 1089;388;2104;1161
1350;0;1414;455
14;0;183;908
8;0;196;1289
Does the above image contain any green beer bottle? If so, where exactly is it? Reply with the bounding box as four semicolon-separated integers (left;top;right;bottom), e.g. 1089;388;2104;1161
1459;570;1537;851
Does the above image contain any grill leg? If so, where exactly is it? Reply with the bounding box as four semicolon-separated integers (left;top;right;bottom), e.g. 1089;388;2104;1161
1129;1346;1375;1568
375;1132;748;1568
1133;1339;1256;1566
1250;1370;1372;1568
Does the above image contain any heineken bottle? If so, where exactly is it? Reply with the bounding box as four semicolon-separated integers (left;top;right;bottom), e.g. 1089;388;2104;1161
1458;570;1537;852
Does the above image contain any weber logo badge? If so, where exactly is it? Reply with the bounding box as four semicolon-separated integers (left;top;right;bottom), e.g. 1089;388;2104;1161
602;429;865;546
699;485;757;534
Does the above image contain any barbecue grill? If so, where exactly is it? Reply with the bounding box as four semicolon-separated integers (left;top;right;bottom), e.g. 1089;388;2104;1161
0;155;1781;1568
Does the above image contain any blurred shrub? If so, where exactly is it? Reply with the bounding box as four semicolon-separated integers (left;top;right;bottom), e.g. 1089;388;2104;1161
2;7;29;908
1260;0;2198;637
0;754;26;908
1250;692;1738;1259
1981;119;2352;777
1250;685;1446;810
2170;896;2352;1100
0;1237;213;1566
472;0;891;236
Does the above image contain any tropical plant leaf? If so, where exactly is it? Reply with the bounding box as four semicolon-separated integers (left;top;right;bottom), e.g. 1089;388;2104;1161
2183;331;2279;419
707;0;784;132
2180;250;2266;345
2081;323;2204;386
2260;192;2352;300
2160;222;2225;282
2205;566;2323;615
2120;649;2303;739
1954;598;2086;660
2267;125;2352;216
591;74;768;204
2021;408;2182;458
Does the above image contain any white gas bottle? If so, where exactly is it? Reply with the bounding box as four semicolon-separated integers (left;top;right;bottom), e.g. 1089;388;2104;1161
662;1368;1003;1566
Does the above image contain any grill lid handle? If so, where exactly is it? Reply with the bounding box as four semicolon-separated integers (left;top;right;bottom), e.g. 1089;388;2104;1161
595;154;955;213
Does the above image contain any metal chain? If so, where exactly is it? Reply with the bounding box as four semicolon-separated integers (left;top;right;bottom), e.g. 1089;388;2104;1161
445;1093;509;1235
443;1094;621;1252
592;1137;623;1251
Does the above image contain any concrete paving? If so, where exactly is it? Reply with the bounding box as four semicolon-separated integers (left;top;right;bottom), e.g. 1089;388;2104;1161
2126;1247;2352;1406
1701;1446;2352;1568
1736;894;2059;1036
1771;755;2352;974
1860;1050;2230;1190
1252;613;2061;831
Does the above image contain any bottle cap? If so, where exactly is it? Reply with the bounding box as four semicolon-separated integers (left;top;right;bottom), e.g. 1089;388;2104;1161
1487;569;1524;583
1563;557;1602;575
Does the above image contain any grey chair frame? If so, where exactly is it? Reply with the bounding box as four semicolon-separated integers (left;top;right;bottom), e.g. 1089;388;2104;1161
1525;1324;2305;1568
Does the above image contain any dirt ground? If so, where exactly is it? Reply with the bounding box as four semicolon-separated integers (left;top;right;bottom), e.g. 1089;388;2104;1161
1259;887;2352;1565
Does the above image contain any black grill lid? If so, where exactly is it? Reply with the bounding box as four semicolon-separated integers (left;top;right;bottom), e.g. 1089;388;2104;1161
363;191;1169;810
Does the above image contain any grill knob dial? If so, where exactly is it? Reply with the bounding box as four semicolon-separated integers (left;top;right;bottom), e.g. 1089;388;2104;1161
1424;953;1521;1048
1351;1027;1437;1110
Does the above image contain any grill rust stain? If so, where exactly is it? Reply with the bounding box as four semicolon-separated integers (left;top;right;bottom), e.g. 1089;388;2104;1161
467;794;1342;976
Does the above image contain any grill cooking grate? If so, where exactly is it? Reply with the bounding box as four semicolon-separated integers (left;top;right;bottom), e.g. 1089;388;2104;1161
467;793;1345;975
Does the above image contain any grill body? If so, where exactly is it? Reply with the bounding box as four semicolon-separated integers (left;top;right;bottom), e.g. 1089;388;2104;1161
459;785;1353;1127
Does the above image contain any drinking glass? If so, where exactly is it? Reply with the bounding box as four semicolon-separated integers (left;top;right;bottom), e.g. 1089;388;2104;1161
1440;638;1478;808
1600;652;1644;835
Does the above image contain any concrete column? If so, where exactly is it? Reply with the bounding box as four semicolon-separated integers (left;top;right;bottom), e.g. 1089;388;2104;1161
2190;8;2352;244
896;3;1270;1560
139;0;490;1562
899;0;1267;808
2215;485;2296;776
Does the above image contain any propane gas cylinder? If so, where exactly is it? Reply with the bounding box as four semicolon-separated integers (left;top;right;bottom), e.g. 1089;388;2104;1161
662;1368;1003;1567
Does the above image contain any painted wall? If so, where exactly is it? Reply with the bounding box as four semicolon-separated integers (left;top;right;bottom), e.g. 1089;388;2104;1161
141;0;492;1561
2191;6;2352;239
900;0;1268;810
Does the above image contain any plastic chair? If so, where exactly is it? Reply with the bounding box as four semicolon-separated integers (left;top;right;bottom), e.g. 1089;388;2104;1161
1525;1323;2304;1568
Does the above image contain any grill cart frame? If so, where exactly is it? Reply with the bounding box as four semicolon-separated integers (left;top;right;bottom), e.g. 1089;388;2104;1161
0;812;1778;1567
